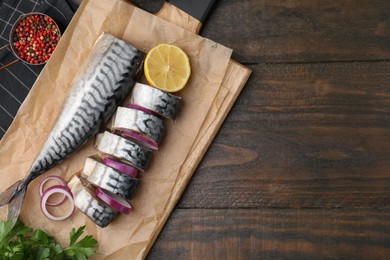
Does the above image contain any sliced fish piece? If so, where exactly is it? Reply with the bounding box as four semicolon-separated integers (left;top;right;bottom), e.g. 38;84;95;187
95;131;152;171
109;106;165;145
0;33;144;225
82;158;140;200
130;82;181;120
68;176;118;228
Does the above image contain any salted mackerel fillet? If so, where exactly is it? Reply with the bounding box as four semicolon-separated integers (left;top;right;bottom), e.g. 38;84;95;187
68;176;118;228
81;158;139;200
130;82;181;120
0;33;144;225
95;131;151;171
109;106;165;144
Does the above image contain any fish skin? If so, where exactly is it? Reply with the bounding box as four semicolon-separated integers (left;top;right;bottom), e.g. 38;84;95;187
95;131;152;171
81;158;139;200
110;106;166;144
0;33;144;225
83;195;118;228
69;176;118;228
130;82;181;120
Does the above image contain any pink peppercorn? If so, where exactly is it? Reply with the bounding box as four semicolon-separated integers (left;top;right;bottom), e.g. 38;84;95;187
12;14;60;64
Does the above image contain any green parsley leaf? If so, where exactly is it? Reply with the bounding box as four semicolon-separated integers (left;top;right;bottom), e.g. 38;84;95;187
69;226;84;246
0;220;97;260
31;229;49;245
64;226;97;259
37;247;50;260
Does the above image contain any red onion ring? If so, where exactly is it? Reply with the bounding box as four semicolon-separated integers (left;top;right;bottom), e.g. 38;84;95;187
121;130;158;150
126;103;160;117
102;157;138;178
38;175;68;206
40;185;75;221
95;188;132;215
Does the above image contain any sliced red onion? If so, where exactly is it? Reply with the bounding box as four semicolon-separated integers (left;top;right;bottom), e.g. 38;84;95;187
126;103;160;117
38;175;68;206
121;130;158;150
40;185;75;221
102;157;138;178
95;188;132;215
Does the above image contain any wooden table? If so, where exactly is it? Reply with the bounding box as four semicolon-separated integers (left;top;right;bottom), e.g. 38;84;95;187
134;0;390;258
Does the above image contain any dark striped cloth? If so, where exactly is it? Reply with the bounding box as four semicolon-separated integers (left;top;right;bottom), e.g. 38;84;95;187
0;0;77;139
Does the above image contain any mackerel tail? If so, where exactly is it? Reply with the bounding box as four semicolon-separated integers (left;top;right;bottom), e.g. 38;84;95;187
0;33;144;225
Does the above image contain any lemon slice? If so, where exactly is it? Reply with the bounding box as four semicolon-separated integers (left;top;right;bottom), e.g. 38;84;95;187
144;43;191;92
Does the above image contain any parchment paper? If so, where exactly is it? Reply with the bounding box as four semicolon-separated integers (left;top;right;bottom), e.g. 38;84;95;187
0;0;233;259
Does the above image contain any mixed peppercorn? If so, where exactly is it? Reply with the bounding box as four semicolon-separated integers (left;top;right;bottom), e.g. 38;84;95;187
12;14;60;65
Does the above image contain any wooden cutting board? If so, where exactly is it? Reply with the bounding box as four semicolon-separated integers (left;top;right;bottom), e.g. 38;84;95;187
144;1;251;256
156;1;252;151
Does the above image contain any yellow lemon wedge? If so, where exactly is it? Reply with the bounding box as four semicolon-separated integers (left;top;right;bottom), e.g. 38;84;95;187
144;43;191;92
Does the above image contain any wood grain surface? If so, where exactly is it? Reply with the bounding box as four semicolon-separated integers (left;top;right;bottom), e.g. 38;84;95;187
130;0;390;259
149;209;390;259
203;0;390;63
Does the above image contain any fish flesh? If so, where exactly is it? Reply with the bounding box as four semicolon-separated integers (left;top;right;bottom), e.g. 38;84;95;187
82;158;139;200
130;82;181;120
81;158;139;200
109;106;165;145
68;176;118;228
95;131;152;171
0;33;144;225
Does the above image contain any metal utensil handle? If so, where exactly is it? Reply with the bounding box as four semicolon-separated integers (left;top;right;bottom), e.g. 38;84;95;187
0;59;19;71
0;44;10;52
0;44;19;71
